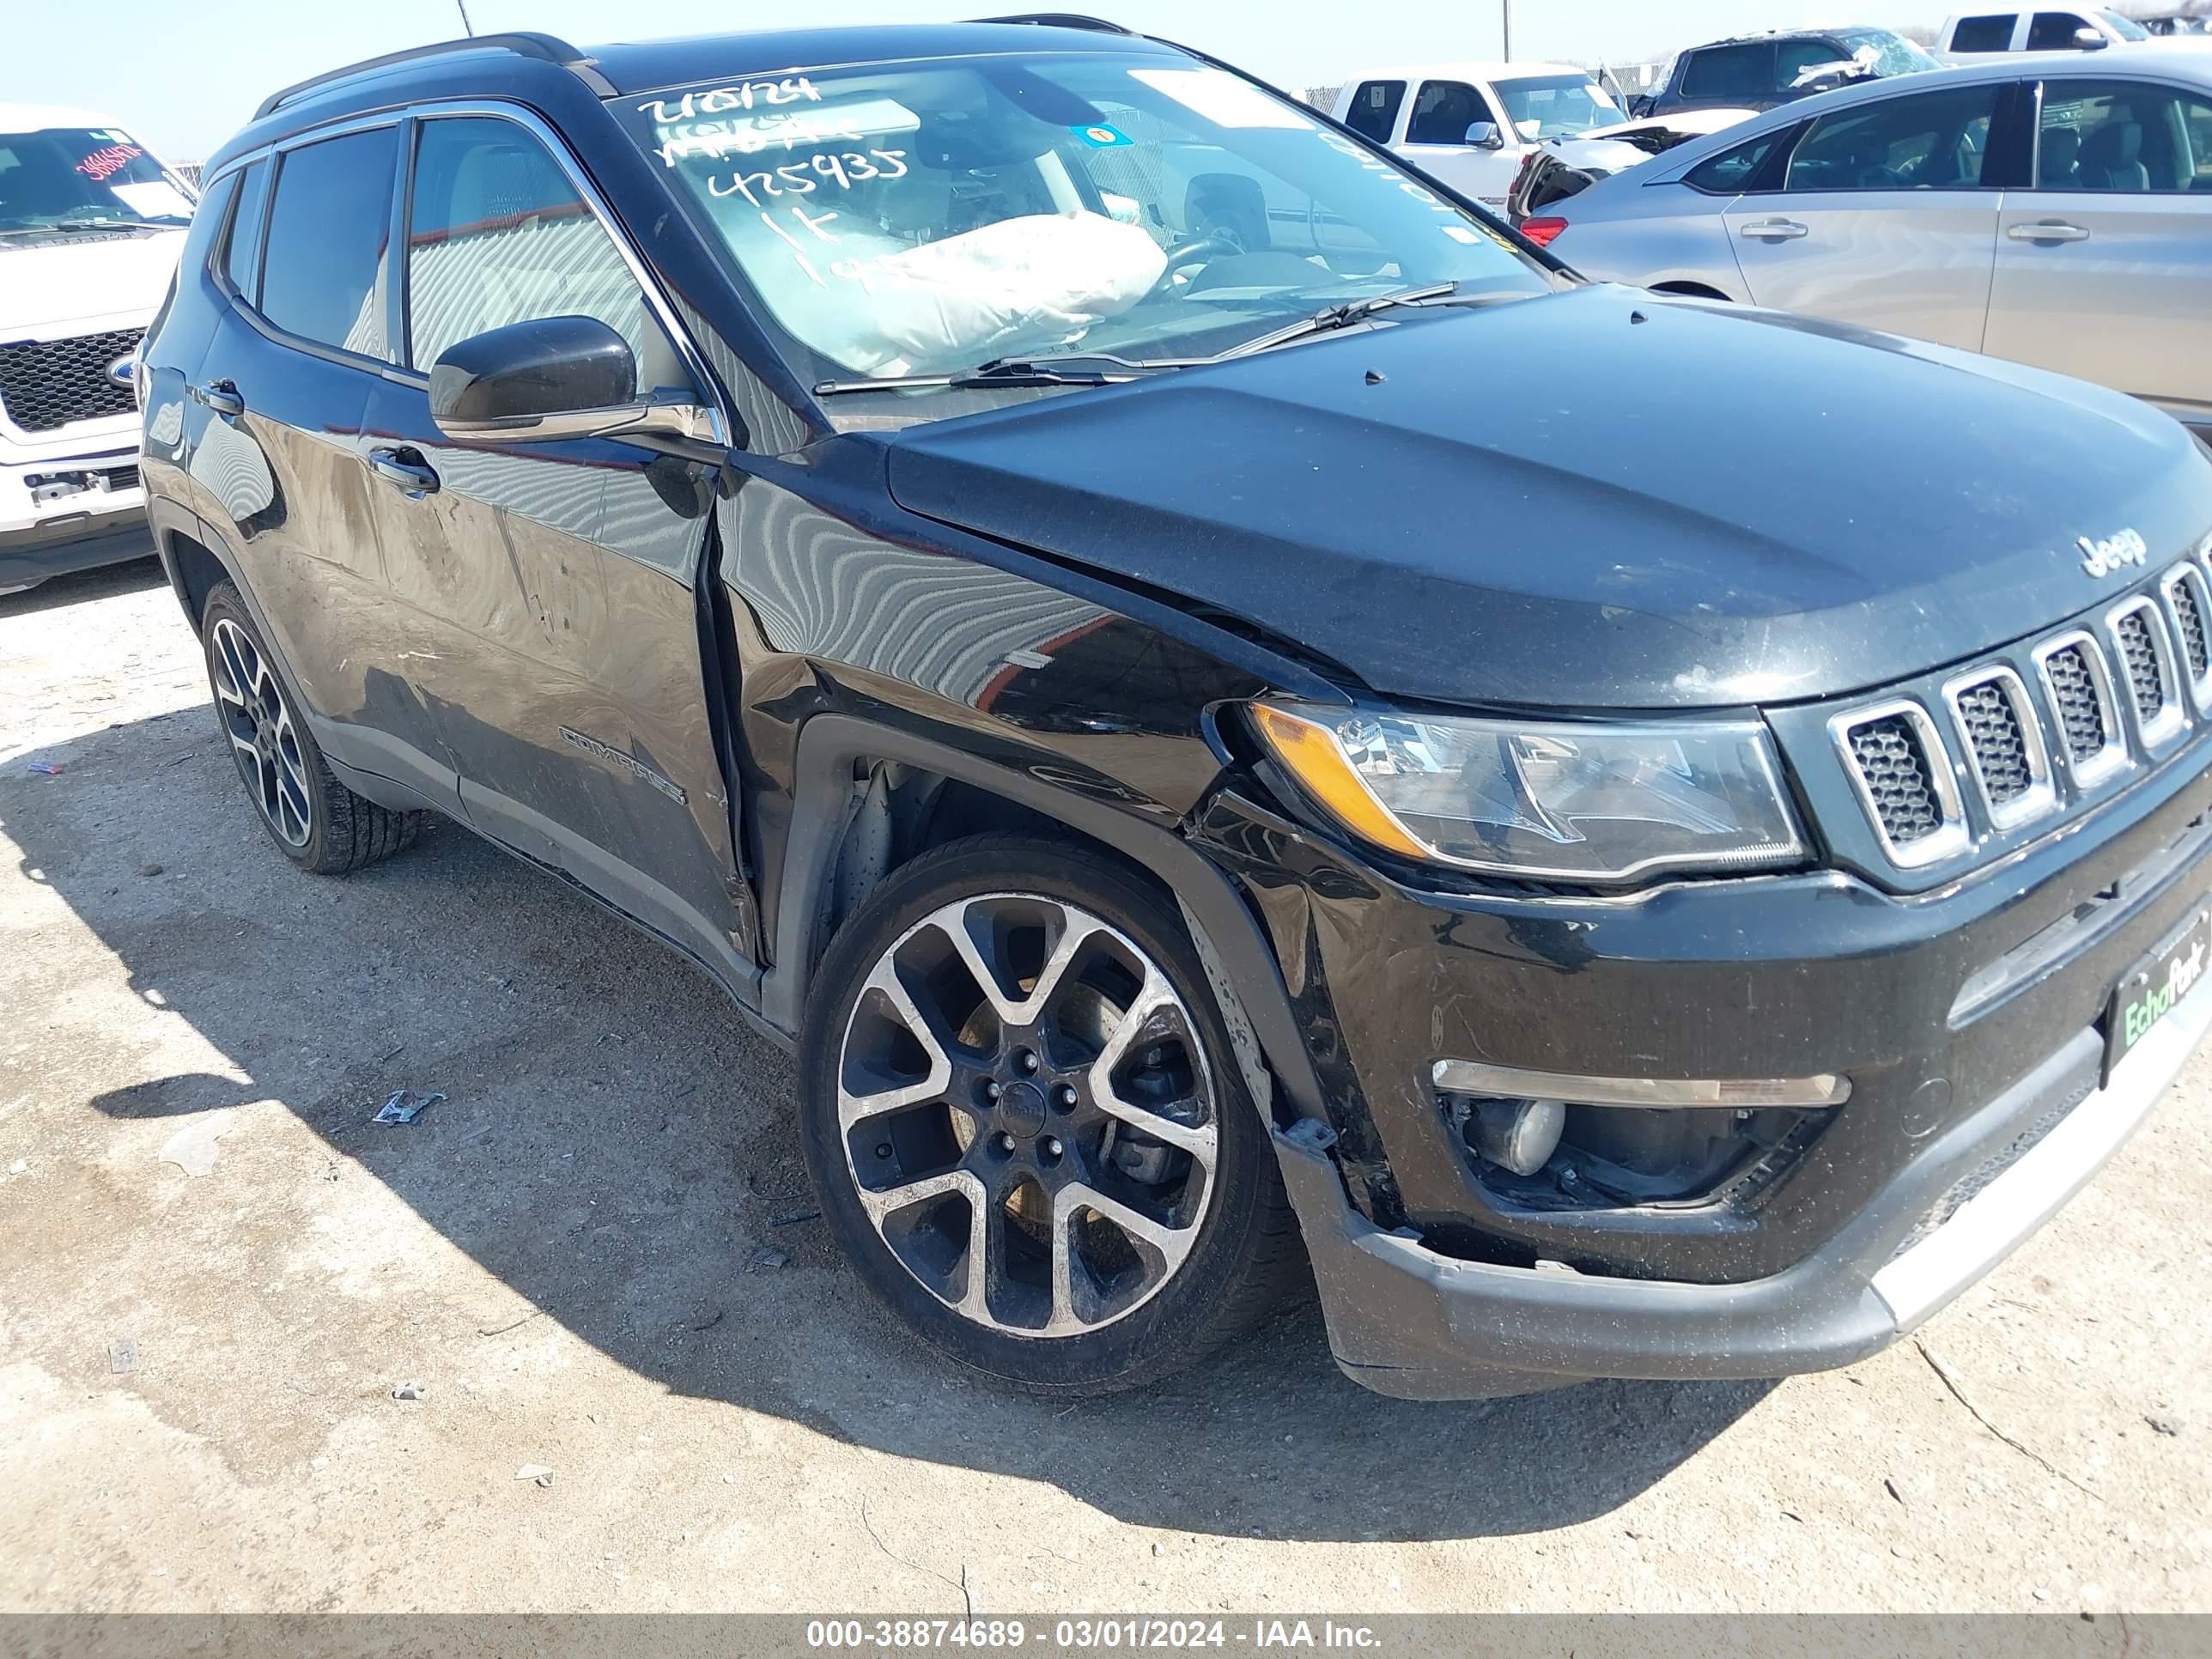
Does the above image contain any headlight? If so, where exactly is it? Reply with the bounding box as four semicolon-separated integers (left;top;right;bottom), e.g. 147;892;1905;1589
1251;702;1805;883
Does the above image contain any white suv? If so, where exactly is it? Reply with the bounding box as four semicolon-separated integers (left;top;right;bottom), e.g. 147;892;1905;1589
1;105;194;595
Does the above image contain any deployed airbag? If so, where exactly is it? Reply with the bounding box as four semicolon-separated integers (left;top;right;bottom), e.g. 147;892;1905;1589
866;210;1167;371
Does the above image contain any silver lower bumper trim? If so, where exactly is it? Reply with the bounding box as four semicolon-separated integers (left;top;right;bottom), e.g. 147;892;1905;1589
1871;963;2212;1330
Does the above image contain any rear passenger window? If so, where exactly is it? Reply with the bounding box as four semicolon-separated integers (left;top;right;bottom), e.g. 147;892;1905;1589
259;126;397;360
221;161;268;301
1342;80;1406;143
1680;44;1775;102
2038;79;2212;191
404;116;669;390
1686;130;1786;193
1786;85;2002;191
1950;15;2018;52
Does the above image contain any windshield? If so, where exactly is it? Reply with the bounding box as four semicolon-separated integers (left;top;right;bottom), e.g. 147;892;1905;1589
1832;28;1944;76
621;53;1554;388
0;127;194;234
2098;9;2154;39
1492;75;1624;138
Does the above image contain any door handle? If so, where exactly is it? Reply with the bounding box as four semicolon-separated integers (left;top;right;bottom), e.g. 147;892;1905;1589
1739;219;1809;241
192;379;244;416
2008;220;2090;243
368;446;441;497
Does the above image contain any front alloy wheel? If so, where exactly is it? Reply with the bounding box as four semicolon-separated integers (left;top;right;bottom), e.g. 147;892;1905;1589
800;836;1299;1393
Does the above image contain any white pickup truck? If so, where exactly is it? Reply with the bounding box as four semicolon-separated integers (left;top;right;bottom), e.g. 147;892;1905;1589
1330;63;1629;206
1;104;195;595
1939;6;2212;55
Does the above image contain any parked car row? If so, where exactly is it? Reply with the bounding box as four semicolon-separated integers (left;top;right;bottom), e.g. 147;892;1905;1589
1528;46;2212;437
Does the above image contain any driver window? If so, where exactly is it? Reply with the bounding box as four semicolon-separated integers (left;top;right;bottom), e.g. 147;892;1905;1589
1406;82;1493;146
2027;12;2094;49
1776;40;1847;88
1785;85;2002;191
404;116;684;392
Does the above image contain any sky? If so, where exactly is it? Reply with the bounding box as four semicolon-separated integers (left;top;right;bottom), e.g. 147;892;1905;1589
15;0;1913;160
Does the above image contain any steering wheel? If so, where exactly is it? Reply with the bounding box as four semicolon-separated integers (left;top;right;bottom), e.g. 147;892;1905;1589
1145;234;1245;302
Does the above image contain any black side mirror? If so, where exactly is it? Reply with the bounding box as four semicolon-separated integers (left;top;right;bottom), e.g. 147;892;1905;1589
429;315;714;447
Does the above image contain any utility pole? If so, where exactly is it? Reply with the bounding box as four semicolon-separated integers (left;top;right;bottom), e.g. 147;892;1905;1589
1501;0;1511;60
456;0;476;36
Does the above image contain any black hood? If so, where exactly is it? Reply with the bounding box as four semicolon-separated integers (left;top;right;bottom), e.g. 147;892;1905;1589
885;286;2212;710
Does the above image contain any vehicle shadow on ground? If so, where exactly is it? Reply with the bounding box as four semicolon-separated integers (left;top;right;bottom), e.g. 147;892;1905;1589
10;701;1774;1544
0;550;165;617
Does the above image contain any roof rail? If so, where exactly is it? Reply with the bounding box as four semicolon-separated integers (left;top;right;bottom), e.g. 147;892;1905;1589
969;14;1137;33
252;30;615;121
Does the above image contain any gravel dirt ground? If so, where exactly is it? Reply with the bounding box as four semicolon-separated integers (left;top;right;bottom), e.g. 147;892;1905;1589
2;550;2209;1618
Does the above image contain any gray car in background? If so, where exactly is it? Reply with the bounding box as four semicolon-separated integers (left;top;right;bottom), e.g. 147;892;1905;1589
1535;47;2212;434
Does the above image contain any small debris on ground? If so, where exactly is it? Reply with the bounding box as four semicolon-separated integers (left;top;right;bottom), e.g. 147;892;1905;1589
2147;1414;2181;1437
372;1089;444;1126
138;863;164;878
391;1381;427;1401
750;1247;789;1273
25;761;64;775
158;1117;232;1178
107;1340;137;1375
514;1464;555;1488
1884;1477;1905;1504
7;1158;25;1176
773;1208;820;1226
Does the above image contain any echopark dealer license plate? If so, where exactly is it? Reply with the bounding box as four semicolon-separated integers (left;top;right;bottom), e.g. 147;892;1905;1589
2105;905;2212;1081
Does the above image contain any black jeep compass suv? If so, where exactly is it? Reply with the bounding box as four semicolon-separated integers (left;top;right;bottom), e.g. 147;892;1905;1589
137;17;2212;1398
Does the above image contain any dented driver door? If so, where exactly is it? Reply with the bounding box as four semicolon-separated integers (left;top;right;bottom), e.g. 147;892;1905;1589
361;110;755;981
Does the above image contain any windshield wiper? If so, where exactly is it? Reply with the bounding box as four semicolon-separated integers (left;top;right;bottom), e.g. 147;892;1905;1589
812;356;1165;398
809;286;1486;398
1212;282;1462;361
1;218;153;238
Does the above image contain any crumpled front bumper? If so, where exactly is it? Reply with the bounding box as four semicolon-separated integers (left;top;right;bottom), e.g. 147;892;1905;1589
1279;966;2208;1399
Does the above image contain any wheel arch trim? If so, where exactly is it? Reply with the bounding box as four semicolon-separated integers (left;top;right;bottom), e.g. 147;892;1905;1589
765;714;1331;1136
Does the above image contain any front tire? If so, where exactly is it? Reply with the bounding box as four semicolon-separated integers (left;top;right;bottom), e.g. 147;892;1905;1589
200;581;422;874
799;834;1302;1394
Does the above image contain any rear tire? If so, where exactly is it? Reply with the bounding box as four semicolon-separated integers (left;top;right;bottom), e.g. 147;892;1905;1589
799;833;1303;1395
200;581;422;874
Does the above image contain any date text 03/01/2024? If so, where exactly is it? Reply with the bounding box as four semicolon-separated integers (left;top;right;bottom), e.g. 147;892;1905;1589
803;1619;1385;1650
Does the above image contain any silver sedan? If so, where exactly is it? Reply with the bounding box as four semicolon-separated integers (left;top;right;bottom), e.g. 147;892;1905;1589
1530;46;2212;434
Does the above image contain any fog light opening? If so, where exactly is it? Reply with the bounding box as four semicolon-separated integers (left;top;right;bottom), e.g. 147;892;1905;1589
1469;1097;1565;1176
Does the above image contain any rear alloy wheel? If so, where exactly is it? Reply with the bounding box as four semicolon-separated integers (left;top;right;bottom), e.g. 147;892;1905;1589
199;581;422;873
210;614;314;849
800;836;1300;1393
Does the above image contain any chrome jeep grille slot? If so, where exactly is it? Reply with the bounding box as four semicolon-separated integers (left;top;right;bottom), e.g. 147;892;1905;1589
2116;609;2165;721
1832;701;1967;866
1849;717;1943;842
2172;576;2209;679
1954;681;2030;804
2043;641;2111;762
